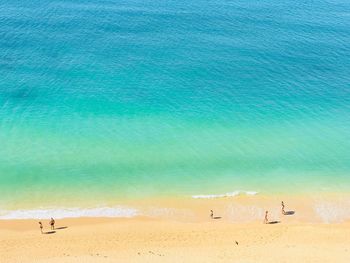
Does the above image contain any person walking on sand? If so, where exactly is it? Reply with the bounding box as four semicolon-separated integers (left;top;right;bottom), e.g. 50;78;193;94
50;218;55;230
264;211;269;224
281;201;286;215
39;222;43;234
210;210;214;219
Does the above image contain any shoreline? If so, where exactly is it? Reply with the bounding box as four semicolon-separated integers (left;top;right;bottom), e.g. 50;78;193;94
1;193;350;223
2;194;350;262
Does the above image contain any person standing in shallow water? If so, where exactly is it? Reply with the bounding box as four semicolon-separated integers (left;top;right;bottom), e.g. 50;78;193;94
264;211;269;224
39;222;43;234
281;201;286;215
50;218;55;230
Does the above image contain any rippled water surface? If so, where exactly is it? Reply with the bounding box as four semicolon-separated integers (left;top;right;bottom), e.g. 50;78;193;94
1;0;350;210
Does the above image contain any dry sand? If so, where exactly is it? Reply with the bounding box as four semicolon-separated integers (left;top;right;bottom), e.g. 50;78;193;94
1;216;350;263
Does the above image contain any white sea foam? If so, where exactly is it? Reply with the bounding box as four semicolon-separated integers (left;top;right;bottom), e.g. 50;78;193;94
0;206;139;220
192;190;258;199
314;201;350;223
225;204;265;222
145;207;195;221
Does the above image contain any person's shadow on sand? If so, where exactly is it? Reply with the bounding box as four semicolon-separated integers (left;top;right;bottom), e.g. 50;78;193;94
284;211;295;215
268;221;280;224
55;226;68;230
213;216;222;219
44;231;56;234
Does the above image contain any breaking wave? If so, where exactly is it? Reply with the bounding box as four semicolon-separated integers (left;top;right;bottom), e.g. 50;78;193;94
192;190;258;199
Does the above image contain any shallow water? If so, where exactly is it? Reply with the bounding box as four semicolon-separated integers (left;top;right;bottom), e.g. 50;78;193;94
0;0;350;211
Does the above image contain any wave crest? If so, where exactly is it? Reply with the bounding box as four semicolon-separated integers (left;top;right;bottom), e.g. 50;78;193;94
192;190;258;199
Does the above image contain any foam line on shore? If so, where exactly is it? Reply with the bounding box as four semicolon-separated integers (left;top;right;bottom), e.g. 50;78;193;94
314;201;350;223
192;190;258;199
0;206;139;220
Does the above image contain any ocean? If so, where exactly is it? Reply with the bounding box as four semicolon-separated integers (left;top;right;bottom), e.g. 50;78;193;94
0;0;350;216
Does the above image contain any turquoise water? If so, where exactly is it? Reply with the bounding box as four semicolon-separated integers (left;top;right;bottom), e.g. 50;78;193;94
1;0;350;210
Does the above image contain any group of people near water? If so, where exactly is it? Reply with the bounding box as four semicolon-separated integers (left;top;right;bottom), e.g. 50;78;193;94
39;202;290;233
38;218;55;234
211;201;292;223
264;201;289;224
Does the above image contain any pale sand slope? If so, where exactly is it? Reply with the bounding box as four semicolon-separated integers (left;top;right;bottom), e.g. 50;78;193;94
1;218;350;263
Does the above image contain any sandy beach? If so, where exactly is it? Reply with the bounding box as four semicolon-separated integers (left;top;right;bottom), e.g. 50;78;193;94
1;210;350;263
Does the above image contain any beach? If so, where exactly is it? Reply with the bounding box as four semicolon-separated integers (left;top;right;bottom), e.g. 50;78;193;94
1;217;350;263
1;195;350;262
